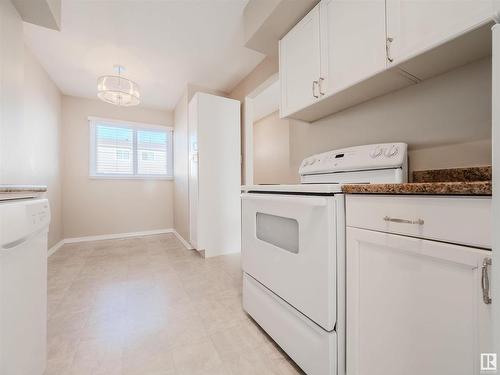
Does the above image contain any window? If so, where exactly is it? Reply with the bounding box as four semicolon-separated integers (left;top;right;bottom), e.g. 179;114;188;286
89;117;173;179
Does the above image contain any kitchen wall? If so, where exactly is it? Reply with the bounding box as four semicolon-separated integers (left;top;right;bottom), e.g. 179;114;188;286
232;57;491;182
61;96;174;238
253;111;296;184
173;90;190;242
173;84;227;244
0;0;63;248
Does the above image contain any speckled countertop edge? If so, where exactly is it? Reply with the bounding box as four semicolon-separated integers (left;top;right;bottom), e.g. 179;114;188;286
0;185;47;193
342;166;492;196
342;181;492;196
413;166;491;183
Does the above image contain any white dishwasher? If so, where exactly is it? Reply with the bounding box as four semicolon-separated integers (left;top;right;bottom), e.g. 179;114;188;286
345;195;492;375
0;198;51;375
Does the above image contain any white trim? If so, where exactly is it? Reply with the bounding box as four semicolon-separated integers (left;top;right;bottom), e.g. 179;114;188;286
88;175;174;181
64;228;174;244
88;117;174;179
47;239;65;257
172;230;193;249
47;229;195;257
88;116;173;132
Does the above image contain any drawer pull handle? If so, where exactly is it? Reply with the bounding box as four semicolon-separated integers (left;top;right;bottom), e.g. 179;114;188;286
482;257;492;304
383;216;424;225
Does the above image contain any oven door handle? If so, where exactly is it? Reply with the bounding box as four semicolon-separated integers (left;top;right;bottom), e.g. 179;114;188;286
241;193;328;207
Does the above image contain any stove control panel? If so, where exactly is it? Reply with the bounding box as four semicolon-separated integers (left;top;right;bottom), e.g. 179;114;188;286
299;143;407;176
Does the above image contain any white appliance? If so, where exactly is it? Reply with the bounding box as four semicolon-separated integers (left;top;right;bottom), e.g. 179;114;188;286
0;198;50;375
188;92;241;257
346;195;492;375
241;142;407;375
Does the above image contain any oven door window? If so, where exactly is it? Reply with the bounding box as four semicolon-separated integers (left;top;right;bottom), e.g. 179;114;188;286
256;212;299;254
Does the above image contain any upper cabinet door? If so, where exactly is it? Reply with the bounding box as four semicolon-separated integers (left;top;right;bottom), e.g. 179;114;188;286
320;0;387;94
279;4;321;117
386;0;494;65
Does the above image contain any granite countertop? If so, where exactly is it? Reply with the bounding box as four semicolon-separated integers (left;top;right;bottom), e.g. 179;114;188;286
0;185;47;193
342;166;492;196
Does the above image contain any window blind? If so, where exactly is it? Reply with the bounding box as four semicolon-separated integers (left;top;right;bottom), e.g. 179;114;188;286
89;118;173;179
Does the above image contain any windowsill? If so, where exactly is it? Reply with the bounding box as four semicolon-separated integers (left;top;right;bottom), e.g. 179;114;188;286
89;175;174;181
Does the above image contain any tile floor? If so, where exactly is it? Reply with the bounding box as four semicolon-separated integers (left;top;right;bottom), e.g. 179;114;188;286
45;233;304;375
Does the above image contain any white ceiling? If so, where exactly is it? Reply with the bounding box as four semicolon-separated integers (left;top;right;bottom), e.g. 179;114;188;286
23;0;265;110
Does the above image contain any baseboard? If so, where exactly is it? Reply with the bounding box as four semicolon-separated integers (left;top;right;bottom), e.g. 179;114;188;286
47;239;65;257
48;228;184;257
48;228;197;257
64;228;174;244
172;230;193;249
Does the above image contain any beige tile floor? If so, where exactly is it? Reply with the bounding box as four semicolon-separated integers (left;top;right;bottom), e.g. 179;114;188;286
45;233;304;375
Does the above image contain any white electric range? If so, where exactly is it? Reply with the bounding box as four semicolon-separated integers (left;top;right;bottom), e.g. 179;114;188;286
241;143;408;375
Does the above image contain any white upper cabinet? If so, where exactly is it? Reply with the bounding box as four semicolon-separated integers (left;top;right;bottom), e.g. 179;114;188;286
279;4;322;117
279;0;404;120
320;0;387;94
279;0;495;121
386;0;495;66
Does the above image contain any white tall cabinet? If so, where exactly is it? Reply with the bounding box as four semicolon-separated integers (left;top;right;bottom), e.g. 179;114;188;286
188;93;241;257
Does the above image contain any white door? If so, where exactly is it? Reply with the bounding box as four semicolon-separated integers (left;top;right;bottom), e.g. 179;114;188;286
279;3;322;117
320;0;387;94
346;227;493;375
386;0;494;66
241;193;342;331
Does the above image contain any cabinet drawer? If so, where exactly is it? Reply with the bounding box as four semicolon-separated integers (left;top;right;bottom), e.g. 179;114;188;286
346;195;491;248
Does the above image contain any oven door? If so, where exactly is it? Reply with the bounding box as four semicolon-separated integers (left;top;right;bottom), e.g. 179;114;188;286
241;192;341;331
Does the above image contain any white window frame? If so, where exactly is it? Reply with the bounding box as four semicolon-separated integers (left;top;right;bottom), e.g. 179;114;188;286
89;116;174;180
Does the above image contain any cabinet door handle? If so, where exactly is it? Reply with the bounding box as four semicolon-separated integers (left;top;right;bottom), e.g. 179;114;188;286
383;216;424;225
481;257;492;304
318;77;325;96
386;37;394;63
312;80;319;98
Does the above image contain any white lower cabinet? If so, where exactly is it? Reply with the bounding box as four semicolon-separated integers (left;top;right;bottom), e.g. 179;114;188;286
346;196;492;375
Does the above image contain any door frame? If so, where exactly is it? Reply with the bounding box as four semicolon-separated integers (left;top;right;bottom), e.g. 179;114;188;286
491;23;499;355
242;73;279;185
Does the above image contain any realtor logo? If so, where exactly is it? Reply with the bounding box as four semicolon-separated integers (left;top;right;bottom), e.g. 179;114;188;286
481;353;497;373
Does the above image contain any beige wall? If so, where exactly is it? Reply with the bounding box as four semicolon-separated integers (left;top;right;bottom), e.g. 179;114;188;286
173;90;190;241
231;57;492;180
0;1;63;247
230;56;278;102
253;111;297;184
61;96;174;238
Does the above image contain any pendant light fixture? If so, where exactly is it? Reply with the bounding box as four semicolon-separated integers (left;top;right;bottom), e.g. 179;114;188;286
97;65;140;106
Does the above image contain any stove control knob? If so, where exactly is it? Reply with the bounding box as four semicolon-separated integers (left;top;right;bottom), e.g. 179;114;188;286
385;145;399;158
370;146;383;158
